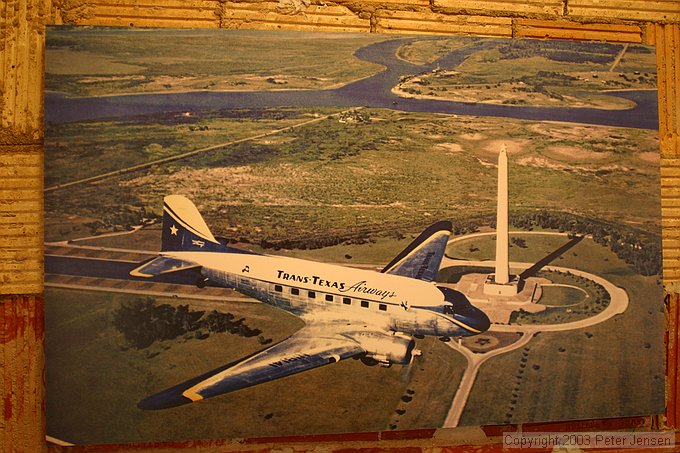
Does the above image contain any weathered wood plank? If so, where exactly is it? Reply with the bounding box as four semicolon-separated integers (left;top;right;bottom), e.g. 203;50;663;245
0;212;41;226
665;292;680;427
432;0;564;19
665;248;680;259
568;0;680;24
336;0;431;9
0;149;42;166
0;0;49;144
375;11;512;36
656;25;680;154
514;19;643;42
53;0;220;27
0;144;43;296
0;178;42;190
663;238;680;248
218;2;370;32
0;247;41;261
73;0;221;27
0;295;45;452
661;159;680;176
662;156;680;284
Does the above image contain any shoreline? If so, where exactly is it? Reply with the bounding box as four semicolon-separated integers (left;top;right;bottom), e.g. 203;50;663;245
390;86;639;112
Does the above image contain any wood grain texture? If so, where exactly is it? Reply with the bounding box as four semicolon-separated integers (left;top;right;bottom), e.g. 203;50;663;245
0;0;51;144
656;24;680;155
0;295;45;453
663;158;680;281
666;292;680;428
374;11;512;36
218;2;370;32
514;19;643;42
568;0;680;24
432;0;565;19
1;0;680;451
54;0;221;28
0;146;43;296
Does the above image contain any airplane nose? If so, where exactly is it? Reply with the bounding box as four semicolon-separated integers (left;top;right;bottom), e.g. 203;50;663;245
464;306;491;333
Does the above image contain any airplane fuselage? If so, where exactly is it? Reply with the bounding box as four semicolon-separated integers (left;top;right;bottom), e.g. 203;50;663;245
134;195;491;409
166;251;486;339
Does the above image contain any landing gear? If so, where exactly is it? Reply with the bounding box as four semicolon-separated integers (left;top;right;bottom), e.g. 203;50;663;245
438;336;451;343
195;277;209;288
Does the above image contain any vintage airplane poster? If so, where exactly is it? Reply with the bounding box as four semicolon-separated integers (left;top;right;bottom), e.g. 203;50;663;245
45;27;663;444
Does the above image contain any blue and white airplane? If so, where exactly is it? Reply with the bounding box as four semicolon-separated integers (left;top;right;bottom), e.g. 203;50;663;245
133;195;490;410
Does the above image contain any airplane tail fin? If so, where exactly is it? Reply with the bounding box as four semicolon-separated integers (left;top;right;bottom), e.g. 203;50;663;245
160;194;225;253
381;221;452;282
130;195;226;278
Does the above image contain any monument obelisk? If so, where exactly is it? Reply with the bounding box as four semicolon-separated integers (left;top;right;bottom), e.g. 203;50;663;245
495;143;510;284
484;143;519;296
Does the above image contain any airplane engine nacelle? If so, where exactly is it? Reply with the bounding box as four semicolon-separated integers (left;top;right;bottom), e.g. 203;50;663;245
351;332;416;366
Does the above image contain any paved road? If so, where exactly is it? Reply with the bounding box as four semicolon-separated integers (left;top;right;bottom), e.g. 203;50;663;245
439;231;629;427
443;330;536;428
44;108;360;192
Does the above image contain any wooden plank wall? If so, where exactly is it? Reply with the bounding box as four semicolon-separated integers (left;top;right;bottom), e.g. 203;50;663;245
1;0;679;451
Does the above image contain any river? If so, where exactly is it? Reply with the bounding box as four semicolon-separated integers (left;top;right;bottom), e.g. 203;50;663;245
45;37;658;130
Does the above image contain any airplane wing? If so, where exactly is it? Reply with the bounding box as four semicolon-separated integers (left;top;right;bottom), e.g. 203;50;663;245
138;325;366;410
381;221;452;282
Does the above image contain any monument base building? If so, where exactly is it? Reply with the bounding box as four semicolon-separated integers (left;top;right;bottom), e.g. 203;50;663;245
483;274;521;297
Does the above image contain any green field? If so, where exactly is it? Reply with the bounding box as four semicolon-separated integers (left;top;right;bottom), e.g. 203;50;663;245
536;285;588;307
459;237;663;425
45;107;343;188
396;37;474;65
45;108;660;248
46;28;388;96
397;39;656;109
45;288;467;443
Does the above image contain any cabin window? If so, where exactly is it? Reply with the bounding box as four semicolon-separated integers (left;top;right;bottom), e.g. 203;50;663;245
343;297;351;305
291;288;299;296
325;294;333;302
379;304;387;311
308;291;316;299
274;285;283;292
361;301;369;308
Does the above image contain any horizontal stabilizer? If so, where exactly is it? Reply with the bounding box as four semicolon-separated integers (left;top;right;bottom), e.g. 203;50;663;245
130;256;200;278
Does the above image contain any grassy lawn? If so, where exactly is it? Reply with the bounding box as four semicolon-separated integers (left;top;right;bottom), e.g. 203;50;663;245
46;28;389;96
537;285;587;307
45;287;467;443
459;239;663;426
446;233;574;263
